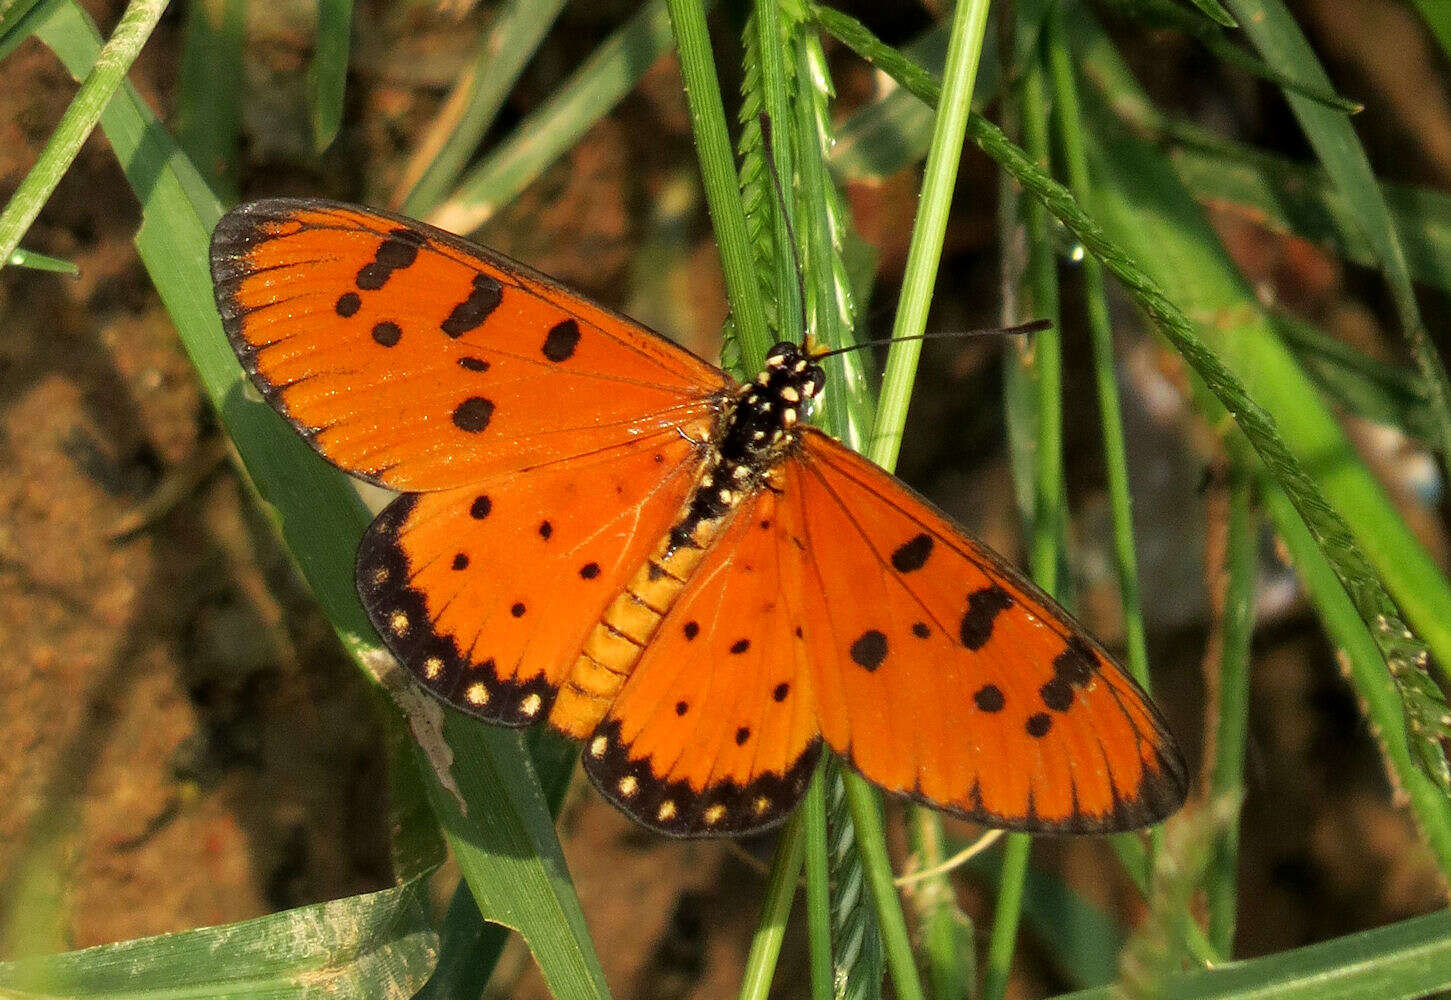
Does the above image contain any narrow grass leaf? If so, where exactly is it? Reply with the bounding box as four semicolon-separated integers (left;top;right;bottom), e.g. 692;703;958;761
1066;10;1451;787
1054;907;1451;1000
1225;0;1451;471
309;0;352;153
0;0;171;268
1273;311;1435;445
1407;0;1451;58
1204;471;1255;956
1091;62;1451;297
177;0;244;200
0;880;438;999
0;0;52;57
395;0;569;216
7;245;78;273
1262;482;1451;876
431;0;689;236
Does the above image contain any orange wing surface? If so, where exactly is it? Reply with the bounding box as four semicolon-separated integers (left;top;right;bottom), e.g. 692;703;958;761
583;487;821;836
212;199;726;491
778;430;1187;832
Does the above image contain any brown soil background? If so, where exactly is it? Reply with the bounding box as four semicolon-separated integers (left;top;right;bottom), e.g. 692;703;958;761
2;1;1449;997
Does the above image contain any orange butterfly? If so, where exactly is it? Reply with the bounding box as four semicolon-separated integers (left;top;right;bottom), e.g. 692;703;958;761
211;199;1187;837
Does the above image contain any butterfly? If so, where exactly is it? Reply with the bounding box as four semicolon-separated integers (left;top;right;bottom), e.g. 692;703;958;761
210;198;1187;838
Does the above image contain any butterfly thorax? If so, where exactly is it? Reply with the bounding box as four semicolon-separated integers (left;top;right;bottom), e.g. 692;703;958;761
665;342;825;554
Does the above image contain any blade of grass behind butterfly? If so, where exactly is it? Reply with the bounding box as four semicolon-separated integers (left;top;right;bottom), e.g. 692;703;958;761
0;0;170;269
1224;0;1451;469
177;0;243;201
792;22;882;1000
429;0;693;237
32;5;611;995
842;4;998;1000
1407;0;1451;58
1057;908;1451;1000
1043;0;1165;885
1069;9;1451;686
987;31;1059;1000
395;0;568;216
309;0;351;153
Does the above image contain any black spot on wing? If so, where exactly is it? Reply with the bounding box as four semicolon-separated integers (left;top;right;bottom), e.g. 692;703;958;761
356;227;423;289
469;494;492;519
959;585;1013;650
1053;637;1096;687
452;396;494;432
1025;712;1053;738
849;630;888;671
371;321;402;347
973;684;1005;712
334;292;360;317
890;533;933;573
542;319;581;362
1040;677;1074;712
458;356;489;372
441;273;503;337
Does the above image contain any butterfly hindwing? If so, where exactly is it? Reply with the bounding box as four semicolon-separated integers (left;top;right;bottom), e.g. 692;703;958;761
778;430;1187;833
212;199;727;491
357;429;711;725
583;487;821;837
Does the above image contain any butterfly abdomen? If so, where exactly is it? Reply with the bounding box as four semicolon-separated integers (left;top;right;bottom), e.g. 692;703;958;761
548;342;827;739
549;490;730;737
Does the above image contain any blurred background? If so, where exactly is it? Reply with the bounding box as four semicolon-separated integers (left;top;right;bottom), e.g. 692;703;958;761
1;1;1448;997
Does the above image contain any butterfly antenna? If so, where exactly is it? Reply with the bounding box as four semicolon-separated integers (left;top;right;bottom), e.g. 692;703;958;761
758;115;810;343
808;318;1052;360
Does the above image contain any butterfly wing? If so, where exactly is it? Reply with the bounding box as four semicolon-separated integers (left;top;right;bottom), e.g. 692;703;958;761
583;486;822;837
357;428;711;725
211;198;727;491
778;429;1187;833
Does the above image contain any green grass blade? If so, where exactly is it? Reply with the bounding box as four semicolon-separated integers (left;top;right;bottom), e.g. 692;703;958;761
793;30;874;448
0;880;437;998
737;812;806;1000
1182;0;1236;27
1226;0;1451;464
801;771;834;1000
0;0;171;268
1272;312;1434;444
32;4;613;995
1101;79;1451;296
7;245;78;273
966;847;1127;989
1205;472;1256;956
665;0;772;360
1407;0;1451;57
1054;908;1451;1000
178;0;244;200
431;0;682;235
308;0;352;152
906;809;974;1000
0;0;51;55
987;31;1061;1000
395;0;568;216
1261;481;1451;875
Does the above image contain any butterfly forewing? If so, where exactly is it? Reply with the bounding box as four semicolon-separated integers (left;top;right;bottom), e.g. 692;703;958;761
212;199;727;491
